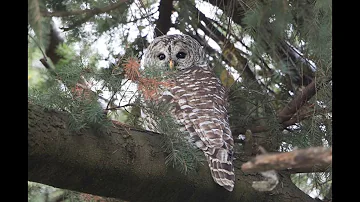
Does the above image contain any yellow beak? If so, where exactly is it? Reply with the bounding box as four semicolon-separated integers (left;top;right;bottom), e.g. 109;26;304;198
169;60;174;70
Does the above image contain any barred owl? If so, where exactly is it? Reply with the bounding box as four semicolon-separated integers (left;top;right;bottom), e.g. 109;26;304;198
141;34;235;191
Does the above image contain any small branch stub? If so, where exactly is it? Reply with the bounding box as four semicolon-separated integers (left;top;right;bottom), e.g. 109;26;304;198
241;147;332;173
252;170;279;192
251;147;279;192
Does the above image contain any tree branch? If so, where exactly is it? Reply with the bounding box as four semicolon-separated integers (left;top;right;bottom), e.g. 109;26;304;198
106;103;135;111
284;164;331;174
28;103;317;202
234;79;324;135
241;147;332;173
61;14;95;31
207;0;315;86
61;10;157;31
45;23;64;65
154;0;174;36
184;5;258;83
42;0;129;17
278;80;317;123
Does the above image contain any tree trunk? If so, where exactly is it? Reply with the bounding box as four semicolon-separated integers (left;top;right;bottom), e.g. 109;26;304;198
28;103;316;202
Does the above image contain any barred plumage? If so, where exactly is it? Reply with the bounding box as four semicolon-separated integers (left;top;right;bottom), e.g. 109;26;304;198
141;34;235;191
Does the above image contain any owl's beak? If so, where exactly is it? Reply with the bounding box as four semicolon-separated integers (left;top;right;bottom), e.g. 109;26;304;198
169;60;174;70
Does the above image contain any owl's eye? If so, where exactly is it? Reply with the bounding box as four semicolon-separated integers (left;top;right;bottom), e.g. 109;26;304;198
176;52;187;59
158;53;166;60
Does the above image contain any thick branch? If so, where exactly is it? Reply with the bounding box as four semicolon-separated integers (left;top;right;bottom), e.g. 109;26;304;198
154;0;173;36
278;80;317;123
28;103;316;202
44;23;64;66
42;0;129;17
241;147;332;173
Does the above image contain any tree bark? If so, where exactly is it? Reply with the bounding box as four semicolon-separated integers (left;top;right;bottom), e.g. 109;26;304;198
28;103;317;202
154;0;173;36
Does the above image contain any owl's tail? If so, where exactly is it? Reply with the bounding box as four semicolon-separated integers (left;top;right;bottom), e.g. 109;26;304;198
206;148;235;191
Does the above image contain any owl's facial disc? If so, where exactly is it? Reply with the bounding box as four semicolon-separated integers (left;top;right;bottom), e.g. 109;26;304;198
143;34;206;71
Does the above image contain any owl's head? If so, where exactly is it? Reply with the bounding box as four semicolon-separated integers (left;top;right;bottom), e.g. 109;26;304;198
142;34;207;71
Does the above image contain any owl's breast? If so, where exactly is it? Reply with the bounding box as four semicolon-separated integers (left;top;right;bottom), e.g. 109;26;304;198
166;67;227;114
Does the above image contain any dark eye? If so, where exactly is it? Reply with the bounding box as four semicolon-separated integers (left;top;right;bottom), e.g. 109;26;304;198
158;53;166;60
176;52;187;59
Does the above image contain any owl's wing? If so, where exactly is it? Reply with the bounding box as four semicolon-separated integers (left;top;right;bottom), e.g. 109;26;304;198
170;66;235;191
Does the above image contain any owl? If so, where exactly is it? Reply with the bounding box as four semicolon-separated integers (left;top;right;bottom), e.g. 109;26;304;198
141;34;235;191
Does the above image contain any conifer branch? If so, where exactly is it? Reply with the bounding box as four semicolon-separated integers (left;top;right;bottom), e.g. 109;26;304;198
185;5;259;83
60;15;95;32
28;34;47;60
106;103;135;111
42;0;129;17
189;8;277;96
234;79;325;135
281;108;318;127
28;0;51;50
201;12;273;73
61;10;157;31
106;89;121;111
278;80;317;123
207;0;315;86
29;29;52;70
241;146;332;173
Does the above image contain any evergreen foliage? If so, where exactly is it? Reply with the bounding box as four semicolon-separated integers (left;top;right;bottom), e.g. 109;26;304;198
28;0;331;200
28;43;112;132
